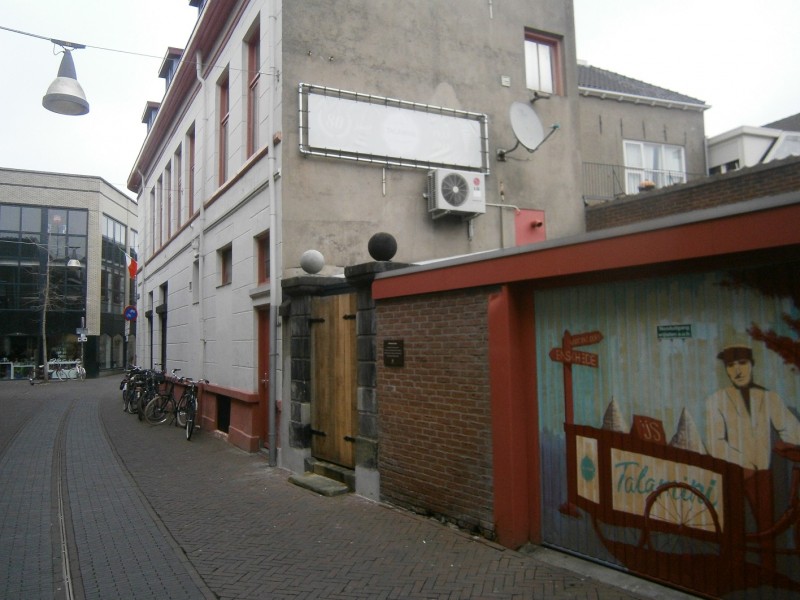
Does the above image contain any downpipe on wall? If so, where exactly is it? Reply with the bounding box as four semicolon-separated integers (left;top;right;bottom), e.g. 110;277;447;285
267;1;280;467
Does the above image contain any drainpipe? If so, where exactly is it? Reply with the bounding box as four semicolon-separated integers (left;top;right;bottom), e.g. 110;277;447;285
195;50;208;377
136;169;147;367
267;1;281;467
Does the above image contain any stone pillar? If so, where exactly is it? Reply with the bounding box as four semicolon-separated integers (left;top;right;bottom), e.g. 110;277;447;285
345;261;410;501
287;292;311;451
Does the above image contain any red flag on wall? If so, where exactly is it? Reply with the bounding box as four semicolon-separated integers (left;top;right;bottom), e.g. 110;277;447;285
125;253;138;279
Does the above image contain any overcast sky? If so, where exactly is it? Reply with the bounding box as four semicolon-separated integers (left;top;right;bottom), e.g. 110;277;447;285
0;0;198;196
574;0;799;136
1;0;797;197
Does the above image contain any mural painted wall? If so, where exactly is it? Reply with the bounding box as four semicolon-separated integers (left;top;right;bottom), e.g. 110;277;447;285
535;262;800;598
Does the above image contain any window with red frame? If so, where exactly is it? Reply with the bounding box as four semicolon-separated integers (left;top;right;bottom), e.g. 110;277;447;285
524;29;563;95
246;28;260;158
257;232;270;283
218;73;230;185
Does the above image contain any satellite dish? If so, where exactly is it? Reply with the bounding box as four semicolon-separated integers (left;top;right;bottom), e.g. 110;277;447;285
497;101;560;161
509;102;545;151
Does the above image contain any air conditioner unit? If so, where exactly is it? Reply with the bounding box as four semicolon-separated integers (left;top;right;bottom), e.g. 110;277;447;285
427;169;486;218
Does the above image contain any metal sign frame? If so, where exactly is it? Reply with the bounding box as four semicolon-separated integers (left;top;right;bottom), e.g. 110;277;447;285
299;83;490;174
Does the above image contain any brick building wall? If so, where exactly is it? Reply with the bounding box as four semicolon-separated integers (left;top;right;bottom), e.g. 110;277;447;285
586;155;800;231
377;288;497;537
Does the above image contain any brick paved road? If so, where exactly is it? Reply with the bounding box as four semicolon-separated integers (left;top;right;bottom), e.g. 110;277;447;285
0;377;694;599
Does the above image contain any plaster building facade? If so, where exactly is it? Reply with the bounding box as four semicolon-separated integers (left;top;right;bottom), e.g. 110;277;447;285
129;0;710;502
0;167;138;379
130;0;584;476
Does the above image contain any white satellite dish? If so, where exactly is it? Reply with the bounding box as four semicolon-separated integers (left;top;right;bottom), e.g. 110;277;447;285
497;101;559;161
509;102;545;151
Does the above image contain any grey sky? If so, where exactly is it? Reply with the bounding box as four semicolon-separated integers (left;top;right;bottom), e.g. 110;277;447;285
1;0;796;197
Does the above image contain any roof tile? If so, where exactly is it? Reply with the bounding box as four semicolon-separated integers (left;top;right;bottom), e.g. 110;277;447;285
578;64;705;106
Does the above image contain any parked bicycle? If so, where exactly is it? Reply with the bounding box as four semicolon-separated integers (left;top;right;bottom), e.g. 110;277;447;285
120;365;145;414
137;367;174;421
52;359;86;381
29;359;86;384
182;377;208;441
144;375;207;440
143;370;184;426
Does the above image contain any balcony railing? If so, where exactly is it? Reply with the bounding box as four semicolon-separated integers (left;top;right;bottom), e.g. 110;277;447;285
582;162;705;204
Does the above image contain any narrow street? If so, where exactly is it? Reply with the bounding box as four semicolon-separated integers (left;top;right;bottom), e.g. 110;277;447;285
0;377;687;599
0;378;211;599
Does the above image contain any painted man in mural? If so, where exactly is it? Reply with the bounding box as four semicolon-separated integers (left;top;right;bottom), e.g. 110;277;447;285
705;344;800;568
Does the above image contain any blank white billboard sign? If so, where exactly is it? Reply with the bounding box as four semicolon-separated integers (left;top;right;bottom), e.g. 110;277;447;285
299;83;488;172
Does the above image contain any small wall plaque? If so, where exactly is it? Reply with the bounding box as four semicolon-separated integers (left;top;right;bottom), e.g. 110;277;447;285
383;340;405;367
657;324;692;339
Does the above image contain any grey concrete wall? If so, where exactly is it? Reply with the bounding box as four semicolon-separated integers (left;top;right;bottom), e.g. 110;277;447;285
280;0;583;271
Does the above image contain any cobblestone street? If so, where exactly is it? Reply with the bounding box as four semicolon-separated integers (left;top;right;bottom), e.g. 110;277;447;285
0;377;692;599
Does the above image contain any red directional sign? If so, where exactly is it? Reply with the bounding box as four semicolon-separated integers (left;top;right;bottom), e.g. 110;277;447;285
568;330;603;347
548;347;599;368
553;329;605;425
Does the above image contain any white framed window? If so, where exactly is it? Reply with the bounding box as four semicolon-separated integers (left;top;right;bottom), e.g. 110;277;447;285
524;30;562;95
623;141;686;194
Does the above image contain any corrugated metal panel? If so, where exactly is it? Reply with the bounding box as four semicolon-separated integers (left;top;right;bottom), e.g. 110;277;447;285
535;264;800;597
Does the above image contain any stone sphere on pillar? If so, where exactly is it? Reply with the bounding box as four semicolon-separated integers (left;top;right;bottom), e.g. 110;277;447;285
300;249;325;274
367;232;397;261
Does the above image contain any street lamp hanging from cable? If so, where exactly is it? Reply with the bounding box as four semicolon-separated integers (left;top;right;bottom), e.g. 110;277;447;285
0;27;90;115
42;46;90;116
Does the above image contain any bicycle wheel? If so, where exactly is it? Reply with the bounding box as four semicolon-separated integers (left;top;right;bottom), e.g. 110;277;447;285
123;384;135;413
137;389;148;421
185;397;196;440
145;395;171;425
175;394;188;428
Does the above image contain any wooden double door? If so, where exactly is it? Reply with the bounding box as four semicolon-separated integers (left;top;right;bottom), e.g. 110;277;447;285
310;294;358;468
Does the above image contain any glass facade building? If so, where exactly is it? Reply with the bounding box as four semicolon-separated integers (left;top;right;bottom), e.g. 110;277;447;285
0;168;138;379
